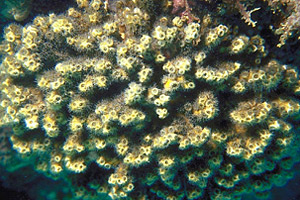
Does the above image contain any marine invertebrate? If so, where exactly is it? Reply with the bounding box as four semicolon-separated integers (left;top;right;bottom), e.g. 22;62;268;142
0;0;300;200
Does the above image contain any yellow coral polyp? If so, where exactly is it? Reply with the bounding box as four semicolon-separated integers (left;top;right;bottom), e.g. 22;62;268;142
67;159;87;173
78;77;94;92
11;136;31;154
172;16;184;28
94;59;112;72
51;163;63;173
67;8;81;18
152;26;166;41
94;138;106;149
184;22;200;42
156;107;168;119
138;67;153;83
230;101;272;124
77;38;94;50
90;28;103;39
86;116;103;132
232;81;246;93
103;22;118;35
70;117;84;132
194;51;206;64
76;0;89;8
124;82;145;104
271;98;300;117
5;31;16;43
69;97;88;112
25;115;39;129
51;18;74;36
90;0;103;11
189;91;218;121
117;46;128;57
94;75;108;88
205;24;228;47
46;91;63;106
89;13;100;23
159;156;175;168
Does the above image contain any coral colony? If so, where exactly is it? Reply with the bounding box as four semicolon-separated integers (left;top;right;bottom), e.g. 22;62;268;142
0;0;300;199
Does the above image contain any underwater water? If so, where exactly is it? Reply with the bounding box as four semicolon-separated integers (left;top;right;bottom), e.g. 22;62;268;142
1;0;300;200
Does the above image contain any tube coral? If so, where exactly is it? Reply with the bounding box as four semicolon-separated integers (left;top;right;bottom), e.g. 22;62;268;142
0;0;300;199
